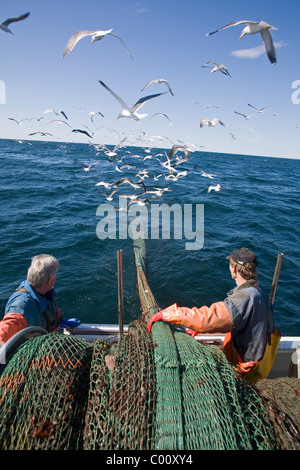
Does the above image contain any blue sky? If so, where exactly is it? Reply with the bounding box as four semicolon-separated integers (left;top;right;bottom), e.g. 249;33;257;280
1;0;300;158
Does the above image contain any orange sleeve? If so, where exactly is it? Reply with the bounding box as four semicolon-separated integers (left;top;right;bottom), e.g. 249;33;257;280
0;313;28;345
160;302;233;334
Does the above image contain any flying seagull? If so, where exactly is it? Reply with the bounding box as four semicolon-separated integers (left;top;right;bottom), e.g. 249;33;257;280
62;29;133;60
76;161;101;172
70;129;93;139
168;144;190;159
48;119;72;128
201;61;231;77
99;80;167;120
44;109;68;120
95;181;115;189
99;189;119;201
141;78;174;96
127;197;151;207
206;20;278;64
0;12;30;34
200;117;225;127
200;171;218;179
113;177;146;191
247;103;269;113
28;132;53;137
234;111;256;120
88;111;104;122
207;184;222;193
8;117;30;125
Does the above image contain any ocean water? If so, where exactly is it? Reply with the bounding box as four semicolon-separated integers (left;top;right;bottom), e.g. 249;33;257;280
0;138;299;336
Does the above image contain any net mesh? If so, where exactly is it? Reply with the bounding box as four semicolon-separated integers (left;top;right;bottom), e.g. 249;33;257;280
0;334;92;450
0;237;299;450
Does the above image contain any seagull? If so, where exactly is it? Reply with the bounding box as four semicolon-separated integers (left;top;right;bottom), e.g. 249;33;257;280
88;111;104;122
234;111;256;120
201;61;231;77
95;181;114;189
247;103;269;113
200;171;217;179
0;12;30;34
113;177;146;191
112;162;135;172
28;132;53;137
127;197;151;207
206;20;278;64
207;184;222;193
48;119;72;128
99;80;167;120
76;161;101;172
70;129;93;139
44;109;68;120
145;187;170;197
200;117;225;127
101;136;128;158
99;189;119;201
168;144;190;159
12;139;32;145
62;29;133;59
8;117;30;125
150;113;171;121
198;103;220;109
141;78;174;96
119;192;145;200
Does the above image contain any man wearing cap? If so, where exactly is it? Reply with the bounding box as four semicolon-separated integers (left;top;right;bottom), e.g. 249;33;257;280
148;248;274;380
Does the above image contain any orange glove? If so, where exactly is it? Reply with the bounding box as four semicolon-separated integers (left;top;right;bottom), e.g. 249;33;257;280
148;304;180;332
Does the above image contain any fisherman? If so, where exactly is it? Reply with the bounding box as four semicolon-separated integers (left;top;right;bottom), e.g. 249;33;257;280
148;248;279;382
0;254;80;345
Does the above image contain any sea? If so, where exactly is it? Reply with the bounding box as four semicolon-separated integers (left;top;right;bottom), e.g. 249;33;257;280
0;138;299;336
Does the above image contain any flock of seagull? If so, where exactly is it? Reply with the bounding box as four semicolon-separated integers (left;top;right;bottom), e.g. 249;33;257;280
2;11;283;202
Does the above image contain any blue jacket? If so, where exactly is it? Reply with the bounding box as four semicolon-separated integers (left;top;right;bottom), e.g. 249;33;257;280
224;280;273;362
5;279;59;332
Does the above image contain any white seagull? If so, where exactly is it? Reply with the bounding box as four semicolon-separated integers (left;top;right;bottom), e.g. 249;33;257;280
8;117;30;125
200;117;225;128
62;29;133;60
234;111;256;120
127;197;151;207
95;181;114;189
247;103;269;113
200;171;217;179
206;20;278;64
76;161;101;172
113;177;146;191
99;189;119;201
99;80;167;120
168;144;190;159
44;109;68;120
88;111;104;122
141;79;174;96
0;12;30;34
207;184;222;193
201;61;231;77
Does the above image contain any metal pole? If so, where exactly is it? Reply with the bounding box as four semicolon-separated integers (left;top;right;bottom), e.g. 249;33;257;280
117;249;124;336
269;252;284;306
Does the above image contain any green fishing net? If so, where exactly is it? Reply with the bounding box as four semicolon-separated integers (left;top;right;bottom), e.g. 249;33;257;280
0;238;299;450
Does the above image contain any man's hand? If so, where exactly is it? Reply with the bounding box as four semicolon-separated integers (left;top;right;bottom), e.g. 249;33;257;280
148;304;180;332
185;328;198;338
60;317;81;329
